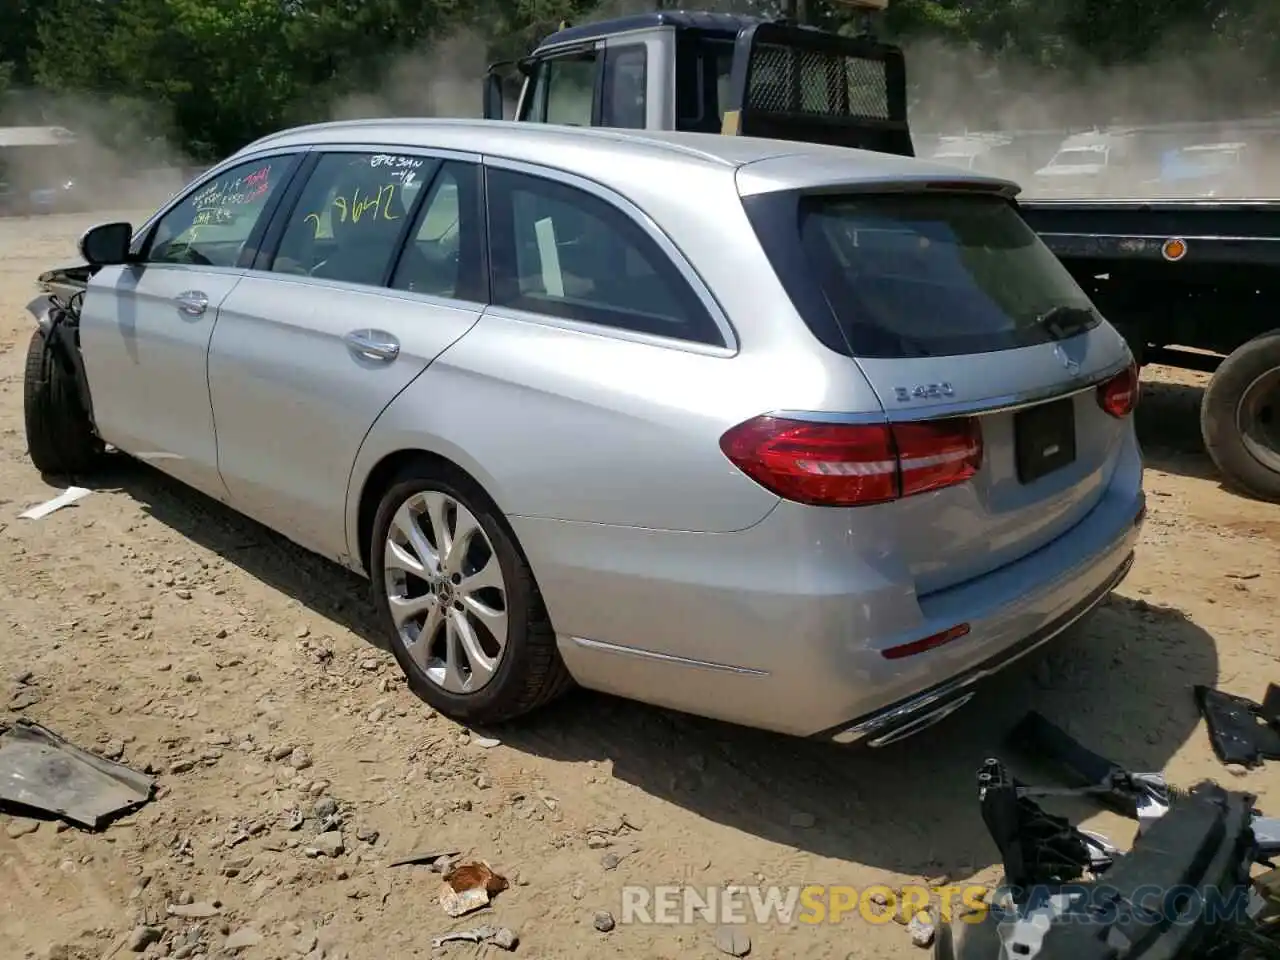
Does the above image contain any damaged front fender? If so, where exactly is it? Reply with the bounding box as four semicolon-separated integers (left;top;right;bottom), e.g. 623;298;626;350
25;293;56;334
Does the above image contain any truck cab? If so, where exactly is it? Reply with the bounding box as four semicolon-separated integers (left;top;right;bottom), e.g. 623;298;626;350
483;6;913;157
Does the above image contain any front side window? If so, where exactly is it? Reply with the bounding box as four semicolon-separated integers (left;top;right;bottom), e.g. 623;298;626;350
790;192;1100;358
486;167;721;345
146;155;296;267
523;51;597;127
270;151;431;287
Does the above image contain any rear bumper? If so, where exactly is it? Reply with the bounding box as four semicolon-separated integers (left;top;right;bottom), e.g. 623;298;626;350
818;549;1134;746
516;435;1146;738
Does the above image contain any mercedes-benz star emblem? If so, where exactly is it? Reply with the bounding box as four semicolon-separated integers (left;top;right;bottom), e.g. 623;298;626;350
1053;343;1081;374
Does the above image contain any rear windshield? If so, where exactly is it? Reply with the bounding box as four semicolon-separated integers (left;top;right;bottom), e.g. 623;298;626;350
795;192;1101;358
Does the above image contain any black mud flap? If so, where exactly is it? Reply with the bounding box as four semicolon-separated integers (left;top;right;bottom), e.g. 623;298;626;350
722;21;913;156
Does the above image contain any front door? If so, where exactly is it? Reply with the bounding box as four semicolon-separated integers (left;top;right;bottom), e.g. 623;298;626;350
78;153;300;496
207;150;487;561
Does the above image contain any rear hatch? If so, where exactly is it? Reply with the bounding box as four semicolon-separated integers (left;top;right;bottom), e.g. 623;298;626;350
740;179;1136;596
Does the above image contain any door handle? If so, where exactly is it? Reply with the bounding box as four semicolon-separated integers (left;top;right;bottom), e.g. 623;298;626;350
344;329;400;362
175;290;208;316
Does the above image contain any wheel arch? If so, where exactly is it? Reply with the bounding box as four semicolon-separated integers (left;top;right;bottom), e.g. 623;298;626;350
348;445;513;578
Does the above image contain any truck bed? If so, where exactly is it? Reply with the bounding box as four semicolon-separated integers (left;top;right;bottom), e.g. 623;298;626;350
1019;197;1280;266
1017;198;1280;361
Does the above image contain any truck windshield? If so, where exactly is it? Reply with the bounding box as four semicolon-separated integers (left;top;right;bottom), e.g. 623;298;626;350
793;193;1100;358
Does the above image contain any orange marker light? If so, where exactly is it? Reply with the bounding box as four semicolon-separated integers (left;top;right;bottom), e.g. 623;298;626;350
1162;237;1188;262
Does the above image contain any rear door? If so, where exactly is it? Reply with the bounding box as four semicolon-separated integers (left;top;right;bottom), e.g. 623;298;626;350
742;179;1135;595
206;148;486;561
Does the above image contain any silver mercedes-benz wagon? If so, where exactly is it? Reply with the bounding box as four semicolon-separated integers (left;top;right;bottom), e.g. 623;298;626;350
24;119;1144;745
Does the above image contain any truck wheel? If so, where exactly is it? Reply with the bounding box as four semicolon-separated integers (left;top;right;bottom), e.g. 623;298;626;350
23;326;103;476
1200;331;1280;502
368;462;574;726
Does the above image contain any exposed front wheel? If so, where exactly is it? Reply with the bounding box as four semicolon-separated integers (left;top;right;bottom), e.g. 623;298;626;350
368;464;574;725
1201;331;1280;503
22;325;103;477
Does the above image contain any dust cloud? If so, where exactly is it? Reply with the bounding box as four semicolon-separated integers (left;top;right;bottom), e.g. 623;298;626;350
0;89;197;216
905;35;1280;199
328;30;491;122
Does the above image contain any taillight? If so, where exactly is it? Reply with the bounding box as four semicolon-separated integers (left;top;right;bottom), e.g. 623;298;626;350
1097;363;1140;418
718;415;982;507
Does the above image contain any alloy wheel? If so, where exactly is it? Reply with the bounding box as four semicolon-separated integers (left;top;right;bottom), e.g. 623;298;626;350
382;490;509;694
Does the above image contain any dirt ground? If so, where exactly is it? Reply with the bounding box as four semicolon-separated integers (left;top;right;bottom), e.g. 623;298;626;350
0;211;1276;960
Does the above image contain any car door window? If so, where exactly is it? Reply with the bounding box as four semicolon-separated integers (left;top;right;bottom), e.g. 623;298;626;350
602;45;647;129
486;167;722;345
389;161;484;302
270;151;432;288
146;156;296;267
524;51;597;126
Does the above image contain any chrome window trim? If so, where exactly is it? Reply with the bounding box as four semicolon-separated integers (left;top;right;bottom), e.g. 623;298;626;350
481;154;739;352
239;269;488;314
482;303;736;358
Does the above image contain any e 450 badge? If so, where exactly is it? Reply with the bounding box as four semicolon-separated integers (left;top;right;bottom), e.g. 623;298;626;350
893;383;955;402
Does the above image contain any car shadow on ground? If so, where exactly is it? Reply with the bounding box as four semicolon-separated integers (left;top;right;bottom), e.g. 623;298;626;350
80;457;390;650
77;456;1220;884
491;595;1217;881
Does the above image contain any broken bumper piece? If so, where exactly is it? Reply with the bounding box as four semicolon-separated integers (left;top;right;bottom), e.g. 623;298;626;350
0;719;155;829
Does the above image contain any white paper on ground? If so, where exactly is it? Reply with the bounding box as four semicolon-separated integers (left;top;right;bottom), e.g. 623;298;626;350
19;486;92;520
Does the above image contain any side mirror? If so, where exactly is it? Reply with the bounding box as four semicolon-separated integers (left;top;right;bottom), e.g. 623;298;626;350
78;221;133;266
483;73;504;121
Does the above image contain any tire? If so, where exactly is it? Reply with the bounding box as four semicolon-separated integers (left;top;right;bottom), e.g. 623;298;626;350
1200;331;1280;503
23;325;103;477
368;462;574;725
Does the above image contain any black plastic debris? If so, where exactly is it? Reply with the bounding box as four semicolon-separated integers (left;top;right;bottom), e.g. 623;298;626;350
1194;684;1280;768
0;719;155;829
1009;711;1173;829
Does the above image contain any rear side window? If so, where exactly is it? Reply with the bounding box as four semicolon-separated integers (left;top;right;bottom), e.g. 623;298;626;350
486;167;723;345
781;192;1100;358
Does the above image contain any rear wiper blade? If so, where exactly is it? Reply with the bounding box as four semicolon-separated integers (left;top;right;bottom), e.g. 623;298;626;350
1035;305;1096;340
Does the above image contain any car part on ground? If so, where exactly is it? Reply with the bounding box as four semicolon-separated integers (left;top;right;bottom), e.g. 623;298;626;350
0;719;155;830
1195;684;1280;768
935;714;1280;960
1009;711;1172;828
